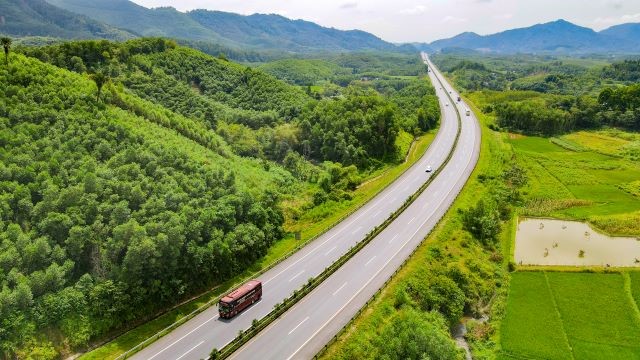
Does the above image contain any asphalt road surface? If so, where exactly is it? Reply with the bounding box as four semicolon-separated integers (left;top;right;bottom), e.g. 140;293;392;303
130;53;474;360
227;53;481;360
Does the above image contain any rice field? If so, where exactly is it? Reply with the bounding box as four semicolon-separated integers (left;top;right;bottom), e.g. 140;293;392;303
500;271;640;359
508;133;640;236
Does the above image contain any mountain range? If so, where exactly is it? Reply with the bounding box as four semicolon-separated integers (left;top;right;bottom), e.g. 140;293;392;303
0;0;135;41
1;0;640;55
44;0;405;53
429;19;640;54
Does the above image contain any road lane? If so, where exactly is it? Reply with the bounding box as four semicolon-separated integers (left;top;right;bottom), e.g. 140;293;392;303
228;53;481;360
130;54;461;360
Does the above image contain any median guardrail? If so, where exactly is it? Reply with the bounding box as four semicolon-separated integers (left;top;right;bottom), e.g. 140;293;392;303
211;57;465;359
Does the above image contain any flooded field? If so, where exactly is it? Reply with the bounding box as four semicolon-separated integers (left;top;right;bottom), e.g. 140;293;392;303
514;218;640;267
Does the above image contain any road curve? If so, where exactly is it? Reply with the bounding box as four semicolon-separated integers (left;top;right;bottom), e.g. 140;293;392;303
227;54;481;360
130;54;464;360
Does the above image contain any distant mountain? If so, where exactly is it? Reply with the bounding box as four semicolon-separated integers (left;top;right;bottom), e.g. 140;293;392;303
188;10;402;52
429;19;640;54
46;0;405;53
0;0;135;40
599;23;640;40
46;0;231;43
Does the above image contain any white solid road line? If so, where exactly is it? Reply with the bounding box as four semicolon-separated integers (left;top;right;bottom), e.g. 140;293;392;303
407;216;416;225
147;316;216;360
263;173;404;285
289;270;305;282
288;317;309;335
365;256;377;267
324;246;337;256
285;206;438;360
332;282;348;296
175;341;204;360
283;62;479;360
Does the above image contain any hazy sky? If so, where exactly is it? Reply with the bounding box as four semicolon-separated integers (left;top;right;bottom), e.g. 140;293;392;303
131;0;640;43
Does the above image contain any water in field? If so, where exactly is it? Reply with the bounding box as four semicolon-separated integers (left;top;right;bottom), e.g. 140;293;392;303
514;218;640;267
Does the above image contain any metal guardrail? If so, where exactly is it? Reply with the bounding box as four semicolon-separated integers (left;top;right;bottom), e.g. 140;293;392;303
314;57;480;359
214;57;469;359
110;68;445;360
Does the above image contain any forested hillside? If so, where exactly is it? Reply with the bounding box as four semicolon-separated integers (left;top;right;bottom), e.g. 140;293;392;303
1;38;439;358
45;0;406;53
0;49;293;359
0;0;135;40
433;54;640;135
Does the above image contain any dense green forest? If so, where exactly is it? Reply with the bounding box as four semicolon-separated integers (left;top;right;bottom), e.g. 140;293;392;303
0;38;439;358
0;0;135;41
433;54;640;135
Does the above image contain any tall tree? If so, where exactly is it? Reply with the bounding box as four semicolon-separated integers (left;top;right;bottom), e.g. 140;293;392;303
1;37;11;65
90;71;108;101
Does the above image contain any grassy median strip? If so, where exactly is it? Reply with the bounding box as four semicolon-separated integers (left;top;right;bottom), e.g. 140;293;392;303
81;116;438;360
213;70;463;359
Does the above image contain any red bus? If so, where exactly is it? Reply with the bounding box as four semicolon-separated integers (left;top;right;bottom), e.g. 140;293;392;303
218;280;262;319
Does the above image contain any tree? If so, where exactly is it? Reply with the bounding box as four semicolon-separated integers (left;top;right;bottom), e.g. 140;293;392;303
1;37;11;65
375;308;463;360
89;71;108;101
462;199;501;246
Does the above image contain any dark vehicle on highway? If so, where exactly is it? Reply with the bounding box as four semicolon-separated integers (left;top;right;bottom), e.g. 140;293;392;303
219;280;262;319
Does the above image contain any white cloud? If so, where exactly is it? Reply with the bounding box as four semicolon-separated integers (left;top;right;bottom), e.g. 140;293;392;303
493;13;514;20
621;12;640;20
441;15;468;24
340;2;358;10
594;12;640;25
398;5;427;15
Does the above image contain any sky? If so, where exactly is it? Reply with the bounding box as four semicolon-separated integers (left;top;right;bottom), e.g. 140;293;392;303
131;0;640;43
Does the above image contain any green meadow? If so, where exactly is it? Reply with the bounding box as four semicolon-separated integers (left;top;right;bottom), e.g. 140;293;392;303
506;131;640;236
500;271;640;360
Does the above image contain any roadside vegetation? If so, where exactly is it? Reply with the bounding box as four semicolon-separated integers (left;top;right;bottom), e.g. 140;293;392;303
320;87;518;360
326;53;640;360
434;53;640;359
0;38;440;358
435;53;640;237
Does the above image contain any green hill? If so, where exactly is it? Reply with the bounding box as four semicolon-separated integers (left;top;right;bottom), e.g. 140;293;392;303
0;46;297;358
1;38;439;357
188;10;404;53
46;0;406;53
0;0;135;40
46;0;230;43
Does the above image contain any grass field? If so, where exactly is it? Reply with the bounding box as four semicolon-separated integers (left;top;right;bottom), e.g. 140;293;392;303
499;272;572;360
506;132;640;236
500;271;640;360
631;272;640;314
465;90;640;236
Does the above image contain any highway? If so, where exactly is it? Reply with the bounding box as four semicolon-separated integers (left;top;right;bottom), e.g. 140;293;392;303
130;53;471;360
227;53;481;360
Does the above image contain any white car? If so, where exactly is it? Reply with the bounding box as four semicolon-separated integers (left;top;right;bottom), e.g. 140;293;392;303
425;165;433;173
445;103;449;106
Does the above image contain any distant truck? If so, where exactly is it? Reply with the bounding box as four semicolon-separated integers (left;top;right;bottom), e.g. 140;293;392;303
218;280;262;319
